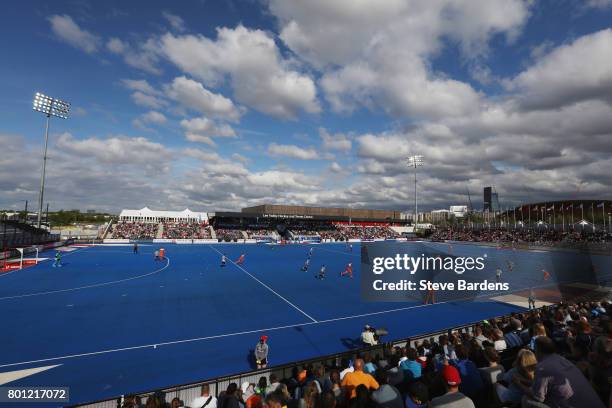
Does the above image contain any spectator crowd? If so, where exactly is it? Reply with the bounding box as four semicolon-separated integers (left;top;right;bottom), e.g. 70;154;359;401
111;222;158;239
162;222;211;239
431;228;611;246
122;300;611;408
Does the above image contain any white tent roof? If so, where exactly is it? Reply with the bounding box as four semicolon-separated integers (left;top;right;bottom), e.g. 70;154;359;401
119;207;208;221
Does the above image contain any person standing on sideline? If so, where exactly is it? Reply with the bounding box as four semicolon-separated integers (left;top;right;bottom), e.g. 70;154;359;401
133;242;138;254
154;249;159;261
424;287;435;305
255;335;269;369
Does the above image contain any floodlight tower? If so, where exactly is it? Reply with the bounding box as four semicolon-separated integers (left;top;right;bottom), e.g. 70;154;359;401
408;155;424;231
32;92;70;229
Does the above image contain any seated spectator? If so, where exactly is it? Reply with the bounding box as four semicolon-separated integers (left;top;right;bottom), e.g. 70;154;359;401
478;347;505;385
370;370;403;408
504;318;525;348
529;323;547;350
341;359;380;400
218;383;241;408
495;349;537;404
521;336;605;408
363;353;377;374
299;382;319;408
317;391;337;408
264;390;287;408
399;348;422;382
492;329;507;352
191;384;217;408
473;326;488;347
430;365;476;408
349;385;371;408
452;344;484;399
266;374;281;395
405;382;429;408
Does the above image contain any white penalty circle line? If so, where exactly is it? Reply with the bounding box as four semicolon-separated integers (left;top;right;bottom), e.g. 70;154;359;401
0;257;171;301
207;245;317;323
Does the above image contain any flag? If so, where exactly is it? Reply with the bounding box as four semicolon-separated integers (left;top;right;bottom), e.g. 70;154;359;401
566;204;572;210
578;203;583;209
547;205;554;211
597;202;605;208
533;205;539;211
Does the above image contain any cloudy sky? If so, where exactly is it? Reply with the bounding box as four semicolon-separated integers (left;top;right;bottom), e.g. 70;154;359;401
1;0;612;213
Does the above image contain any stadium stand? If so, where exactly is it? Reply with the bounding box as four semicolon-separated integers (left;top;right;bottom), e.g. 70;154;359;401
162;222;212;239
431;228;612;244
111;300;610;408
110;221;158;240
0;220;58;250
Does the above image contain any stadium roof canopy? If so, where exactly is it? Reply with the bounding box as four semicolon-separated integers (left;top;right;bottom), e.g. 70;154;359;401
119;207;208;222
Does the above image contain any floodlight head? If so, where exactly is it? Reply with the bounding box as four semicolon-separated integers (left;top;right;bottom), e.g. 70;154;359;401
33;92;70;119
408;155;424;168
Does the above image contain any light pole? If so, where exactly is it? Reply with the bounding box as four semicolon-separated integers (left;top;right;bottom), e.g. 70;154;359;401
408;155;424;231
32;92;70;229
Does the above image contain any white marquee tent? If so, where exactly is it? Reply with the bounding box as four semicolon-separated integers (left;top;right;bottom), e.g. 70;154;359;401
118;207;208;223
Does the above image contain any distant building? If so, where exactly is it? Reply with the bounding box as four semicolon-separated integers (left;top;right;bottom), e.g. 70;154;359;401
87;209;96;214
483;187;500;212
449;205;468;218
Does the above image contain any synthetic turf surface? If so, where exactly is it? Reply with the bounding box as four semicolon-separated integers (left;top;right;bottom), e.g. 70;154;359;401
0;242;608;406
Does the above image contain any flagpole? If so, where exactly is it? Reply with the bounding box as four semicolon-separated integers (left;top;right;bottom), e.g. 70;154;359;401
562;203;565;233
592;202;595;232
603;203;606;232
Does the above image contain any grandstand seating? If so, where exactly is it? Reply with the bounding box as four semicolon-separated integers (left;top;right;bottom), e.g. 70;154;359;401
0;220;58;250
162;222;212;239
431;228;612;244
109;221;158;240
116;299;611;408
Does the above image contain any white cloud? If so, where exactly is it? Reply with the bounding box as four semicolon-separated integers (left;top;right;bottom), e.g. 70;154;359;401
181;117;236;146
160;25;320;119
130;91;167;109
268;143;318;160
164;76;242;121
269;0;529;120
121;79;162;95
329;162;343;173
319;128;352;151
48;14;101;54
107;37;161;75
141;111;167;125
162;11;186;32
509;29;612;110
133;111;167;130
56;133;172;165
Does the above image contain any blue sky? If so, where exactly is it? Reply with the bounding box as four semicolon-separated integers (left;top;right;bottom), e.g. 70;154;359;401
1;0;612;213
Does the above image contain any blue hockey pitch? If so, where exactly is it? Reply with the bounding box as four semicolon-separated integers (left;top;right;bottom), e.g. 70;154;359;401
2;241;597;406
